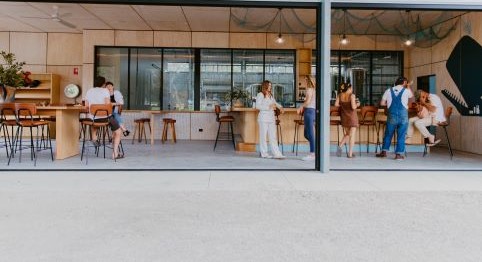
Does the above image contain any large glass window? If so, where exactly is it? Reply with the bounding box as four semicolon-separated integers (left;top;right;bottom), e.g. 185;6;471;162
95;47;297;111
163;49;194;110
265;50;296;107
233;50;264;108
330;50;403;106
129;48;163;110
95;47;129;103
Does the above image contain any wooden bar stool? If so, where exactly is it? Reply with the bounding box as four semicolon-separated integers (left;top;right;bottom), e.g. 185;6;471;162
161;118;177;143
274;108;283;153
292;113;304;156
213;105;235;151
132;118;151;144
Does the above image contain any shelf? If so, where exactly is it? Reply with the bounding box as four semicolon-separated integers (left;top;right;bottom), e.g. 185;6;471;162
13;73;60;104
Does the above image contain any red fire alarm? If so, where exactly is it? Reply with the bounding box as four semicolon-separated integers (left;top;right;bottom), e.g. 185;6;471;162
73;67;78;75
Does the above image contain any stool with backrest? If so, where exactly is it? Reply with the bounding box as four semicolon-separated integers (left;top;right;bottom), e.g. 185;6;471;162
8;103;53;166
81;104;113;163
213;105;235;151
330;106;341;145
274;107;283;153
132;117;151;144
423;106;454;159
292;112;304;156
375;106;388;153
0;103;17;159
161;118;177;143
358;105;378;156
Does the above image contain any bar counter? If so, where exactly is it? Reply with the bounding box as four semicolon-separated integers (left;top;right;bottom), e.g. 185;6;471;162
231;107;424;152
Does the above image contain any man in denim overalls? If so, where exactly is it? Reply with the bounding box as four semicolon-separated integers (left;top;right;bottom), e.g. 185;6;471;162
376;77;414;160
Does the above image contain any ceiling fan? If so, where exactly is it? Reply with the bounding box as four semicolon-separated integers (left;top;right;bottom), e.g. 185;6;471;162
23;5;76;29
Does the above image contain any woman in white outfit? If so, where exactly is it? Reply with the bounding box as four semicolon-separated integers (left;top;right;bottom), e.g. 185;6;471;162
256;80;285;159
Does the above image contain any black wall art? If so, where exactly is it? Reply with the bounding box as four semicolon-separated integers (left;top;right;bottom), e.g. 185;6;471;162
443;35;482;116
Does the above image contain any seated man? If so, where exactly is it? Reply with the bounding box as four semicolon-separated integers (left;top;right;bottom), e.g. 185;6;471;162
406;87;445;146
84;76;123;159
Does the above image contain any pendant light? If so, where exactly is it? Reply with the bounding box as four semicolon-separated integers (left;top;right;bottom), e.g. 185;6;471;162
275;8;285;44
403;10;414;46
340;9;349;45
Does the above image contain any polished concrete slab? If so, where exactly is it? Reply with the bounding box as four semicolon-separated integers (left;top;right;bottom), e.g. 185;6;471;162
0;140;481;170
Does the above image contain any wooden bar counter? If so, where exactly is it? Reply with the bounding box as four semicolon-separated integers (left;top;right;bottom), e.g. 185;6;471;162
231;107;424;152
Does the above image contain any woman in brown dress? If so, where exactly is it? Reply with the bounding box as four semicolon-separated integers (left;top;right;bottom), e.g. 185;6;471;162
335;83;360;158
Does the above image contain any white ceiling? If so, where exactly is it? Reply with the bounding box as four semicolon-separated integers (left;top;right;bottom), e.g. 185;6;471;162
0;1;467;36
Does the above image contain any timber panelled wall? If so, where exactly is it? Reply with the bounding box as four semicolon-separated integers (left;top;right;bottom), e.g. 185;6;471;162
0;11;480;154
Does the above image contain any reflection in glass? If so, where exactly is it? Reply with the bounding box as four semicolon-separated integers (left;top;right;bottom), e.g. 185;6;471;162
264;50;295;107
163;49;194;110
129;49;163;110
200;49;232;111
96;47;129;105
233;50;264;108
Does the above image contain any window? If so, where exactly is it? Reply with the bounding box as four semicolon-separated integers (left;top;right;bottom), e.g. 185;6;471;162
233;50;264;108
264;50;296;107
95;47;297;110
163;49;194;110
200;49;232;111
330;50;403;106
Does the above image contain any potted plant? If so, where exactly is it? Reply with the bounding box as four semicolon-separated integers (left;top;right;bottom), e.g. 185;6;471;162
225;88;250;108
0;51;26;103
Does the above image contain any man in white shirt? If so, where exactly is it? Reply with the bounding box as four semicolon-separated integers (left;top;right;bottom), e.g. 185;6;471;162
84;76;122;159
376;76;414;160
406;87;445;146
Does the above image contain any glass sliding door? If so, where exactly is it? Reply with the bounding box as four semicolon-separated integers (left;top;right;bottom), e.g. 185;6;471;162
95;47;129;101
129;48;163;110
162;49;195;110
233;50;264;107
200;49;232;111
264;50;295;107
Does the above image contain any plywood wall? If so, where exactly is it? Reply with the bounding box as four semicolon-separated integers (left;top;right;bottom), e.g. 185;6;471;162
407;13;482;155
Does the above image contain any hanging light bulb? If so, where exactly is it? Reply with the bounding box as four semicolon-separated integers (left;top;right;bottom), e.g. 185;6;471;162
339;9;349;45
340;34;349;45
404;35;414;46
276;33;284;44
403;10;413;46
275;8;284;44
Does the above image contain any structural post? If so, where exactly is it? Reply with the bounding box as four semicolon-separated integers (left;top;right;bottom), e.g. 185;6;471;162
316;0;331;173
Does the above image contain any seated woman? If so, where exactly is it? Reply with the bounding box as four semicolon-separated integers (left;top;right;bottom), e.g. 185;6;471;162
406;89;441;146
105;81;130;137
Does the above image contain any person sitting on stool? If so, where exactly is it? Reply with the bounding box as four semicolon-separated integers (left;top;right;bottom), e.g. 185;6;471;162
406;87;444;146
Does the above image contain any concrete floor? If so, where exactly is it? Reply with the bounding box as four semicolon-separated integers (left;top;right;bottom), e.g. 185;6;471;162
1;170;482;262
1;140;481;171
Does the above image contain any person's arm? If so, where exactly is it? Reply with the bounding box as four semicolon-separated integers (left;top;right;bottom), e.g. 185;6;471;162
334;95;340;107
297;88;313;114
351;94;359;110
115;90;124;105
379;89;388;106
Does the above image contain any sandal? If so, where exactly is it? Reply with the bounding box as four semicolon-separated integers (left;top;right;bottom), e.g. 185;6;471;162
347;154;356;158
113;153;124;160
123;130;130;137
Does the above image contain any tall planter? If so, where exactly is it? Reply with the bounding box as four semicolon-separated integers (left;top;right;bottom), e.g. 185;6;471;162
0;85;15;103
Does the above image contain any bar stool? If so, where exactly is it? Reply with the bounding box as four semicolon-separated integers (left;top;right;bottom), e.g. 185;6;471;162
423;106;454;159
9;103;54;166
132;117;151;144
330;106;341;145
358;105;378;156
0;103;17;159
274;108;283;153
161;118;177;143
213;105;235;151
292;112;304;156
80;104;113;163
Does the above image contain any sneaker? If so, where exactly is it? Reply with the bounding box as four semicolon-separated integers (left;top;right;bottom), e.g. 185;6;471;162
301;154;315;161
273;154;286;159
336;146;342;157
261;154;273;159
375;151;387;158
394;154;405;160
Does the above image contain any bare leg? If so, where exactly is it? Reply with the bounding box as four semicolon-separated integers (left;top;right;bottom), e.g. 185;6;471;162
339;127;350;147
112;129;122;158
348;127;357;157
